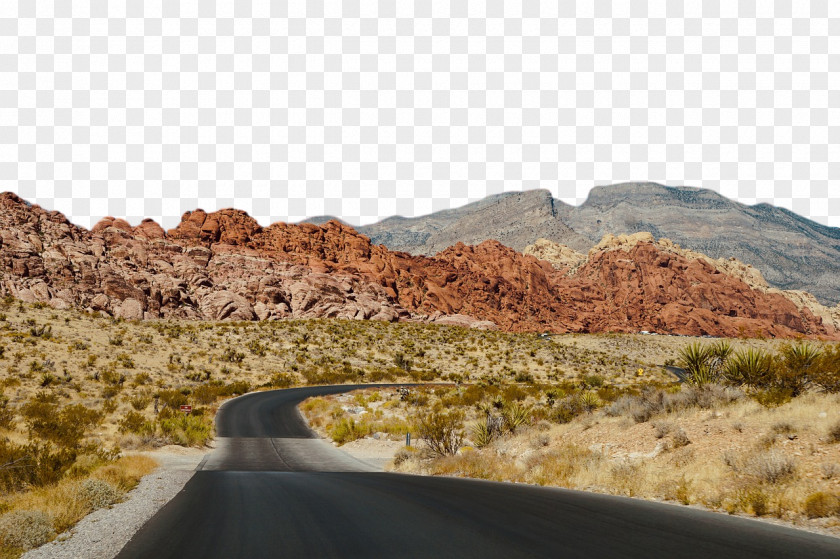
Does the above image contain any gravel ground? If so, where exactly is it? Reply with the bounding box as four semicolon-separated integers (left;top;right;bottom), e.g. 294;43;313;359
334;436;403;470
22;447;207;559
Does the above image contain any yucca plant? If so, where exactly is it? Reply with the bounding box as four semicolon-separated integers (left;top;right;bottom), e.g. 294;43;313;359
501;402;530;434
471;420;496;448
678;343;715;386
578;390;603;412
725;348;773;387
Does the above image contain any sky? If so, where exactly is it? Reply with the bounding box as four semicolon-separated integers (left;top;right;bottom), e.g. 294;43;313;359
0;1;838;230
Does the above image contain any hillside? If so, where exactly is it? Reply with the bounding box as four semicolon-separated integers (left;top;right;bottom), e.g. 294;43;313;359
357;183;840;306
0;192;835;339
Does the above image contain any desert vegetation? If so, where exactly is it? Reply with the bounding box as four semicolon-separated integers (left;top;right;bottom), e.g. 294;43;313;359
302;341;840;536
0;295;837;553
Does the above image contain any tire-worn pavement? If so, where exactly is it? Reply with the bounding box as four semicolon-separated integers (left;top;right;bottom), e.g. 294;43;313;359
116;385;840;559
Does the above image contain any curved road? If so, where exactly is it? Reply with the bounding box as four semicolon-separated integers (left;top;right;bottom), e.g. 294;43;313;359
117;385;840;558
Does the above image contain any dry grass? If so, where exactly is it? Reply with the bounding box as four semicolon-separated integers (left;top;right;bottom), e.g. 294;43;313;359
1;297;838;551
0;454;157;556
351;384;840;536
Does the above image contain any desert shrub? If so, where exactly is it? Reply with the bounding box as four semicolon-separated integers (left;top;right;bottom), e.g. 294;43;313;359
770;421;796;436
21;395;102;448
79;478;122;510
100;368;125;386
821;462;840;480
158;414;213;447
0;395;14;430
581;374;604;388
415;410;464;457
269;372;295;388
128;393;152;411
743;450;797;484
671;429;691;448
0;510;55;550
393;352;412;373
514;370;534;383
0;439;110;492
578;391;603;412
329;418;370;445
220;347;245;364
803;492;840;518
605;384;742;423
471;419;497;448
132;371;152;386
753;387;794;408
524;446;604;487
157;389;188;409
407;368;438;382
827;421;840;444
652;420;674;439
501;384;528;402
553;394;588;424
118;411;155;437
811;344;840;392
191;384;219;405
216;380;251;397
246;339;267;357
734;486;770;516
365;368;397;383
392;446;416;467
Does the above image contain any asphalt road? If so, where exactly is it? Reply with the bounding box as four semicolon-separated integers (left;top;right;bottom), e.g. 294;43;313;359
116;385;840;559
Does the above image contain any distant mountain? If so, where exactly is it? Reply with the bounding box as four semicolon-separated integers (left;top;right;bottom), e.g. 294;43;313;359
1;191;834;339
357;183;840;305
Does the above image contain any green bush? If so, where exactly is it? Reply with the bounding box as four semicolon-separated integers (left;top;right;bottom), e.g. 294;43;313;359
118;411;155;436
158;414;213;447
269;372;295;388
216;380;251;397
329;418;370;445
21;394;102;448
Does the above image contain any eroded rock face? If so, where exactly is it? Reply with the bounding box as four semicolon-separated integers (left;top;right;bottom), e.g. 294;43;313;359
0;191;835;339
526;234;840;333
0;193;408;325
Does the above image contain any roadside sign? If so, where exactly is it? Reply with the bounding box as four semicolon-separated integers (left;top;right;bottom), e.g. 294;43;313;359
180;405;192;414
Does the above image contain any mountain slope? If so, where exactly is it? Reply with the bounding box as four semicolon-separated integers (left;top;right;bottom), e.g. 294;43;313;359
357;183;840;305
0;192;834;339
358;189;591;255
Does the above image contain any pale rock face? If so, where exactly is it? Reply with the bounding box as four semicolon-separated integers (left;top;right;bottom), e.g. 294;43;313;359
199;291;256;321
523;239;587;273
114;298;144;320
0;191;835;339
428;314;498;330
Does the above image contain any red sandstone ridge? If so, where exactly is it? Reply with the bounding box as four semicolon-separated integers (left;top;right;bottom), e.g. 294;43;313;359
0;192;835;339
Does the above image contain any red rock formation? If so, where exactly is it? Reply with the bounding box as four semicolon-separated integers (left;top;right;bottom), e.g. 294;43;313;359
0;192;834;339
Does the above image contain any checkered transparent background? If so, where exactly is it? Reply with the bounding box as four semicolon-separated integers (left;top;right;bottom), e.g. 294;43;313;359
1;1;838;230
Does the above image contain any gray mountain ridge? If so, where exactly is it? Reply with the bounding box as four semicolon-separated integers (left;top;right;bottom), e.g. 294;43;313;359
333;182;839;306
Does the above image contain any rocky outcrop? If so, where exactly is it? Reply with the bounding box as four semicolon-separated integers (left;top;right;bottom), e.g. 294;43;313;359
359;183;840;306
0;191;836;339
526;234;840;333
523;238;587;273
0;192;409;325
